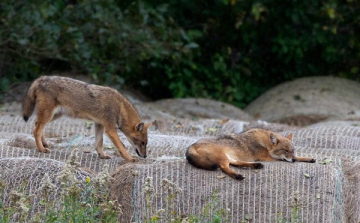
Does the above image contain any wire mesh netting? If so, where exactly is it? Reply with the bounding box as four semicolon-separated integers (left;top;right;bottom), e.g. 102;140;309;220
141;98;255;121
0;157;93;220
0;145;121;173
0;114;95;137
111;160;344;223
153;118;247;136
290;126;360;162
1;107;360;222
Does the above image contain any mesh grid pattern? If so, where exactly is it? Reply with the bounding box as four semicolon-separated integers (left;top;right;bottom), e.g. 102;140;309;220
0;110;360;222
0;157;93;218
0;115;94;136
111;160;344;223
153;118;247;136
0;145;121;173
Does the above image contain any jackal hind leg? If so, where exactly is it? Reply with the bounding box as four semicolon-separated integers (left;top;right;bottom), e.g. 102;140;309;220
41;112;63;148
34;101;56;153
230;160;264;169
218;158;245;181
95;123;110;159
41;135;48;148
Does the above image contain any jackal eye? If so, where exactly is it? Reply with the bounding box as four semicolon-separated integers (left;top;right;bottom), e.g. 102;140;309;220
132;138;141;145
141;141;146;146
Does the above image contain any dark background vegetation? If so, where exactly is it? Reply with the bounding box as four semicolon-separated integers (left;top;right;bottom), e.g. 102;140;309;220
0;0;359;108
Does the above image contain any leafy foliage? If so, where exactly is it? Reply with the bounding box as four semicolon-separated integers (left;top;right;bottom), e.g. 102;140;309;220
136;0;360;107
1;0;359;107
0;0;189;89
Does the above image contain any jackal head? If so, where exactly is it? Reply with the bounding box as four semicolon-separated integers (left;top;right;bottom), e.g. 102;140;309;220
268;133;296;162
126;122;152;158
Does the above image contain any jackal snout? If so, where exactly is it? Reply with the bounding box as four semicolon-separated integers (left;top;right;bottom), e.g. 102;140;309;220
126;122;152;158
268;132;296;163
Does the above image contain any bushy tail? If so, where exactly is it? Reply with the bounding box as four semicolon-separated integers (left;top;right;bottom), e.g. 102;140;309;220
22;84;36;122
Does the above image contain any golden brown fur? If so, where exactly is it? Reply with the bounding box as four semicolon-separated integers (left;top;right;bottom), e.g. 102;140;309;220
186;128;315;180
22;75;152;161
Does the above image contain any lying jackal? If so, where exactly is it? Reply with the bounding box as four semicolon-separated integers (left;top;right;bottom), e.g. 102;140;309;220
186;128;315;180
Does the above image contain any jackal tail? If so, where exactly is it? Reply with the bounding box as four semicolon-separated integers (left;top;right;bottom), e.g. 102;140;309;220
186;145;219;170
22;84;37;121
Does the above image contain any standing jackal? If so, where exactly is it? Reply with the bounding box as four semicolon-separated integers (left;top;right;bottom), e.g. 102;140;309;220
22;76;152;161
186;128;315;180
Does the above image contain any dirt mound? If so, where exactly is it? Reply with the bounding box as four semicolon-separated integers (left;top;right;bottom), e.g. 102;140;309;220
244;76;360;125
309;120;360;128
142;98;254;121
153;118;247;136
243;121;301;132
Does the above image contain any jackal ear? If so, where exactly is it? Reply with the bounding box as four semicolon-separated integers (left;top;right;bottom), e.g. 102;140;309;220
286;133;293;140
270;133;277;144
144;121;153;130
135;122;144;132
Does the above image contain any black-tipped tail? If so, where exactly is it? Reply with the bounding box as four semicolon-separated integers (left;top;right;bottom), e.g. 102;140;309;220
22;84;36;122
186;145;219;171
23;115;29;122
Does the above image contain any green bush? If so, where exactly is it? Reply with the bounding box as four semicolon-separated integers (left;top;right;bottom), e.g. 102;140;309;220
133;0;360;107
1;0;359;107
0;0;191;89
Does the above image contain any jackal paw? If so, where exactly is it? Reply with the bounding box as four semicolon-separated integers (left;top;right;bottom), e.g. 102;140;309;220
99;154;111;159
254;163;264;169
42;143;49;148
235;174;245;181
40;148;50;153
308;159;316;163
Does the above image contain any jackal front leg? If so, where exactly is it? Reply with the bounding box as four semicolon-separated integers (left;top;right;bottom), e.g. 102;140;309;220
105;128;134;162
295;156;316;163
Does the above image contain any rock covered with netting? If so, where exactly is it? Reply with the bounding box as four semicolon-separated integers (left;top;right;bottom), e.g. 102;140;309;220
1;99;360;222
0;144;122;173
139;98;254;121
111;160;344;223
0;155;94;220
289;126;360;161
244;76;360;125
